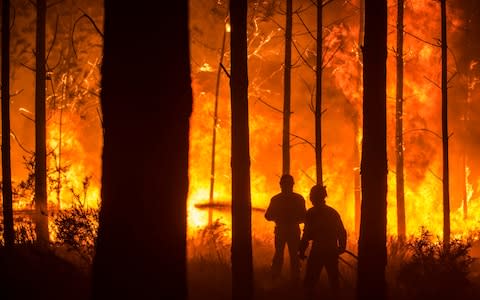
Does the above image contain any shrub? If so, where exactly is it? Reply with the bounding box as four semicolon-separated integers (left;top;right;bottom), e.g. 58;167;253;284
397;228;476;300
53;205;98;264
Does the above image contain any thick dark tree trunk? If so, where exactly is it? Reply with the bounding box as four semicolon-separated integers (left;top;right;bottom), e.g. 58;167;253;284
34;0;49;248
395;0;406;239
282;0;292;175
354;0;364;237
315;0;323;184
230;1;253;300
91;1;192;298
357;1;388;300
2;0;14;248
441;0;450;245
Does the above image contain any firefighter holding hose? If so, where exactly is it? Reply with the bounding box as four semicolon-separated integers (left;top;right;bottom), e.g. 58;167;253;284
298;184;347;299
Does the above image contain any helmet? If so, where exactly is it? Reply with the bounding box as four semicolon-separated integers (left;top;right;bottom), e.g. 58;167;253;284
310;184;327;201
280;174;294;185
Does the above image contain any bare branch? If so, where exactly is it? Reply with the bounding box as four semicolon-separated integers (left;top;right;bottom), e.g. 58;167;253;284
46;14;60;61
10;6;16;31
291;39;315;71
20;112;35;123
97;107;104;130
322;43;341;69
10;89;24;98
290;133;315;149
47;0;65;8
19;62;36;72
254;97;283;113
400;26;439;48
220;63;230;78
424;76;441;89
295;12;316;41
300;169;316;184
47;51;63;71
447;71;457;84
403;128;442;139
428;168;442;182
72;9;104;57
10;131;34;154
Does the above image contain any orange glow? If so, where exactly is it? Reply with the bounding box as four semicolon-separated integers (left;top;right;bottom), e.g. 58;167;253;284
188;0;480;241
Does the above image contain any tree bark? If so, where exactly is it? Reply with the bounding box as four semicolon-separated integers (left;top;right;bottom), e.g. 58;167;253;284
357;1;388;300
230;0;253;299
209;19;228;225
2;0;15;248
282;0;292;175
354;0;364;237
34;0;49;248
441;0;450;245
315;0;323;184
395;0;406;239
91;1;192;298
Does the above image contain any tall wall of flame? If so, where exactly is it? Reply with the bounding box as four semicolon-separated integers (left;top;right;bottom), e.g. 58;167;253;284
189;0;480;239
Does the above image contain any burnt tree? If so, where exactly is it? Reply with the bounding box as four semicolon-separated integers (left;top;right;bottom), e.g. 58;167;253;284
209;17;228;225
440;0;450;245
395;0;406;238
282;0;292;175
91;1;192;298
2;0;14;248
354;0;364;237
315;0;323;184
357;1;388;300
230;0;253;299
34;0;49;247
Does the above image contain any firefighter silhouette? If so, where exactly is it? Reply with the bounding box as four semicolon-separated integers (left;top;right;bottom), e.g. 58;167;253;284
265;174;306;281
298;184;347;299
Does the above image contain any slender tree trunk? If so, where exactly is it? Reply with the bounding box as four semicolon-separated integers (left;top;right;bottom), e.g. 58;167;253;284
230;0;253;299
315;0;323;184
35;0;49;248
2;0;15;248
357;1;388;300
209;19;228;225
441;0;450;245
91;2;191;298
282;0;292;175
354;0;364;237
395;0;406;239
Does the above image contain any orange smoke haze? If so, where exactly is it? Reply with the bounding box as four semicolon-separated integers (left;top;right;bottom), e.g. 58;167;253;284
188;0;480;240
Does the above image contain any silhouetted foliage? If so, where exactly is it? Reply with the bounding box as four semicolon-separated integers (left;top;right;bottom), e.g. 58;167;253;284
397;229;476;300
53;205;98;264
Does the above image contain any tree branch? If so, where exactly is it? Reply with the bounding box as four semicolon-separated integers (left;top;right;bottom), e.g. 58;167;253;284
72;9;104;57
254;97;282;113
10;131;34;154
290;133;315;149
46;14;60;61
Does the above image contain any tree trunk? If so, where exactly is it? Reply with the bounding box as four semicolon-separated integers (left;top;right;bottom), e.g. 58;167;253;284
282;0;292;175
315;0;323;185
395;0;406;239
357;1;388;300
354;0;364;237
34;0;49;248
2;0;15;248
441;0;450;245
91;2;192;298
209;19;228;225
230;1;253;300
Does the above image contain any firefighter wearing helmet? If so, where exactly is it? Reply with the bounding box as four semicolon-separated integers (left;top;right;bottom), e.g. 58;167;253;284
298;184;347;299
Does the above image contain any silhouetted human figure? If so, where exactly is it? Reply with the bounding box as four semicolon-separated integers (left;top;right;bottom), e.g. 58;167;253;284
298;185;347;299
265;174;306;282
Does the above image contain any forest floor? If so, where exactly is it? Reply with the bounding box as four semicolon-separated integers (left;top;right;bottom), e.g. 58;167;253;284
1;235;480;300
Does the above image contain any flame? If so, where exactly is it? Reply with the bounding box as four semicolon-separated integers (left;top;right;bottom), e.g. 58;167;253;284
188;0;480;241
